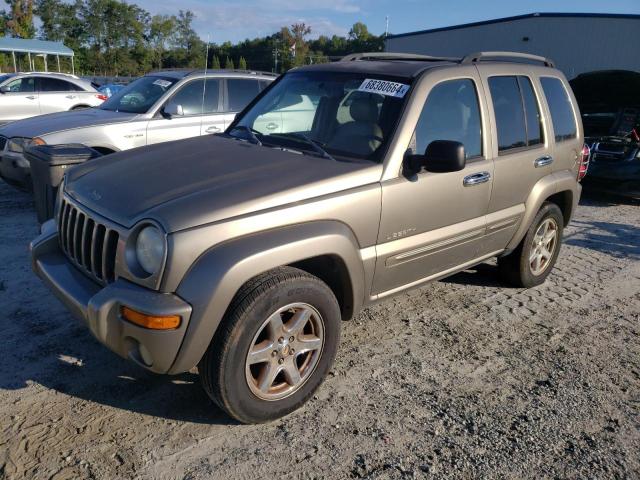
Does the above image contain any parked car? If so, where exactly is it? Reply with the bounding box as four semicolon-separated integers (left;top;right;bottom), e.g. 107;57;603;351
31;51;588;423
570;70;640;198
0;72;105;126
97;83;126;98
0;69;276;189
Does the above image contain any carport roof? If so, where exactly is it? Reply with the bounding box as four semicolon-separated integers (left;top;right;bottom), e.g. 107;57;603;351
0;37;74;56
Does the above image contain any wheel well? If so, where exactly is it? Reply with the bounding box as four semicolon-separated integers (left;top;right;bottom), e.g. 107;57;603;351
91;147;116;156
71;105;90;110
289;255;354;321
545;191;573;226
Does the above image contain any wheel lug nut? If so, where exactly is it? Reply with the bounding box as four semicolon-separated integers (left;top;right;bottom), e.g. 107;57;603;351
271;350;277;357
290;348;295;354
278;358;284;364
278;337;284;344
289;336;294;342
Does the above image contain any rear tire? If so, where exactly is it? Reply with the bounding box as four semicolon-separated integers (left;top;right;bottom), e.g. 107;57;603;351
199;267;341;424
498;202;564;288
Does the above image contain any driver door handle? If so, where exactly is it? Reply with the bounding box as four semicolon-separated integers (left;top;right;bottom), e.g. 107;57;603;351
26;95;37;100
534;155;553;167
65;94;77;99
206;125;221;133
266;122;278;130
463;171;491;187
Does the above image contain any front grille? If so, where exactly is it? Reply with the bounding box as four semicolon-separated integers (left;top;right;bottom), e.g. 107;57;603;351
0;136;6;151
58;198;119;284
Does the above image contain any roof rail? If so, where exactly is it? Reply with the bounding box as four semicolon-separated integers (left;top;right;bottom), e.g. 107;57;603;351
341;52;458;63
461;51;555;67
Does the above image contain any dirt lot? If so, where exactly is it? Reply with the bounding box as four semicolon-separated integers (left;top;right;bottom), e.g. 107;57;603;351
0;182;638;480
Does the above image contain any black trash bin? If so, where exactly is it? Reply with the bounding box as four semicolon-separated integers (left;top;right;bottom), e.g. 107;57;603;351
25;144;103;224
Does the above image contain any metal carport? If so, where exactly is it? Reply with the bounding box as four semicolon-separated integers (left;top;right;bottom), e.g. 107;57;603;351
0;37;74;74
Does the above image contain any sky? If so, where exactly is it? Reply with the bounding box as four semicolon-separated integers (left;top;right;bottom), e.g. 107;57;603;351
132;0;640;43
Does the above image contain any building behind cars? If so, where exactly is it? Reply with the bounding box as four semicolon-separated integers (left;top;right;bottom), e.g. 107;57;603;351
385;12;640;80
0;69;276;189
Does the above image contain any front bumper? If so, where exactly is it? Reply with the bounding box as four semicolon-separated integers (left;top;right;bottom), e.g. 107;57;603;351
0;150;31;189
30;221;192;374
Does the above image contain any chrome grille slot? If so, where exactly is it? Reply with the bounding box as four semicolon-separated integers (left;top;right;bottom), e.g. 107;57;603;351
57;198;119;285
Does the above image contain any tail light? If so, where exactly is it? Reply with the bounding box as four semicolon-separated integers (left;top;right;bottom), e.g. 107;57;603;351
96;94;108;101
578;143;590;181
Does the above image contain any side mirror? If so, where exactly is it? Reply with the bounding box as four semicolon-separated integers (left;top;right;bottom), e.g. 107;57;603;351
0;85;10;94
405;140;466;176
163;103;184;118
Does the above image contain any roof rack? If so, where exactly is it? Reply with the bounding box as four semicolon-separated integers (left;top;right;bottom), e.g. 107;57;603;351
20;71;79;79
461;51;555;67
340;52;458;63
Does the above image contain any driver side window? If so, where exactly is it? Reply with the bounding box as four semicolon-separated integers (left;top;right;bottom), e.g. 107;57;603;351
6;77;35;93
411;78;482;159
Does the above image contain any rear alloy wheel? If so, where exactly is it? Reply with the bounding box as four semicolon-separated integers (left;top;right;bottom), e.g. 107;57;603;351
528;218;559;276
498;202;564;288
199;267;340;424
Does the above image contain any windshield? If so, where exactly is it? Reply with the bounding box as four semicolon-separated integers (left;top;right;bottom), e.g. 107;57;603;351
231;71;412;162
0;74;15;85
100;75;177;113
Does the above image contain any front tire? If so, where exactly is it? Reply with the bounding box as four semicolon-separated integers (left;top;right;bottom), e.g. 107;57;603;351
199;267;341;424
498;202;564;288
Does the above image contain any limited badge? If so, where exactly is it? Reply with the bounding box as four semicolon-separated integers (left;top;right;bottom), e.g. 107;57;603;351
358;78;410;98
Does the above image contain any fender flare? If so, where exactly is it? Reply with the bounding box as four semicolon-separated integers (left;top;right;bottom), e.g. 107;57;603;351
169;220;366;374
506;171;579;251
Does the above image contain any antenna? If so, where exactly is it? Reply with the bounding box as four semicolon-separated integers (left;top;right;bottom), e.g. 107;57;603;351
200;34;210;135
385;16;389;37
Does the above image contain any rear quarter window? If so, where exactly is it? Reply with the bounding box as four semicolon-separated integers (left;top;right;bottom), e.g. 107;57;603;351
540;77;577;142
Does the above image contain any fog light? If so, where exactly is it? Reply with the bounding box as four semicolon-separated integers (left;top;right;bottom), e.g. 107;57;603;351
121;306;181;330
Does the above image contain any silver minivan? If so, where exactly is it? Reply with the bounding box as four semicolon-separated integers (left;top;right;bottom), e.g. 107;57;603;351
0;69;276;188
0;72;105;125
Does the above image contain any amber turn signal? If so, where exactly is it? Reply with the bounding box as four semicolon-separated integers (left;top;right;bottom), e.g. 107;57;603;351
32;137;46;146
120;306;181;330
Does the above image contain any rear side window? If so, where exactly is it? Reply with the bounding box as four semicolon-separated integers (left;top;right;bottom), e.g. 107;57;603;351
540;77;577;142
228;79;260;111
520;77;543;146
39;78;76;92
489;76;544;152
411;78;482;159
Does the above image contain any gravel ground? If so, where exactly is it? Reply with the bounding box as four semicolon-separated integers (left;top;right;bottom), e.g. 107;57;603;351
0;182;638;480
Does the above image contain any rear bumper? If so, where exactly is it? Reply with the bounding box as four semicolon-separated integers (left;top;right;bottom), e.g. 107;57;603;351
0;151;30;189
30;221;193;374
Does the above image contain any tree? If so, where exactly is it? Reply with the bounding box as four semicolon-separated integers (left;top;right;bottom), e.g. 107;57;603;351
238;55;247;70
224;56;234;69
211;54;220;69
5;0;35;38
149;14;176;69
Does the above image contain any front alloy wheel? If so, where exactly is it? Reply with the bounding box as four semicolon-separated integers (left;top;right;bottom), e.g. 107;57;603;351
199;267;340;424
246;303;324;401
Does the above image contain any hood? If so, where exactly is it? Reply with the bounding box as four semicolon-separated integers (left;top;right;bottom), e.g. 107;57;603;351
0;108;137;138
65;135;381;232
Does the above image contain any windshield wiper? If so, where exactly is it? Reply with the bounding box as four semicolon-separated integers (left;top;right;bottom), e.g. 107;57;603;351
274;132;336;161
231;125;263;146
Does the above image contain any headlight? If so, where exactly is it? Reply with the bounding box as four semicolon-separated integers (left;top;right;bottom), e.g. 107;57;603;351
135;225;165;275
7;137;28;153
7;137;45;153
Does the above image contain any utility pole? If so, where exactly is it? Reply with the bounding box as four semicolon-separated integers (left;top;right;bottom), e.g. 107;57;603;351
385;16;389;38
272;40;279;73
